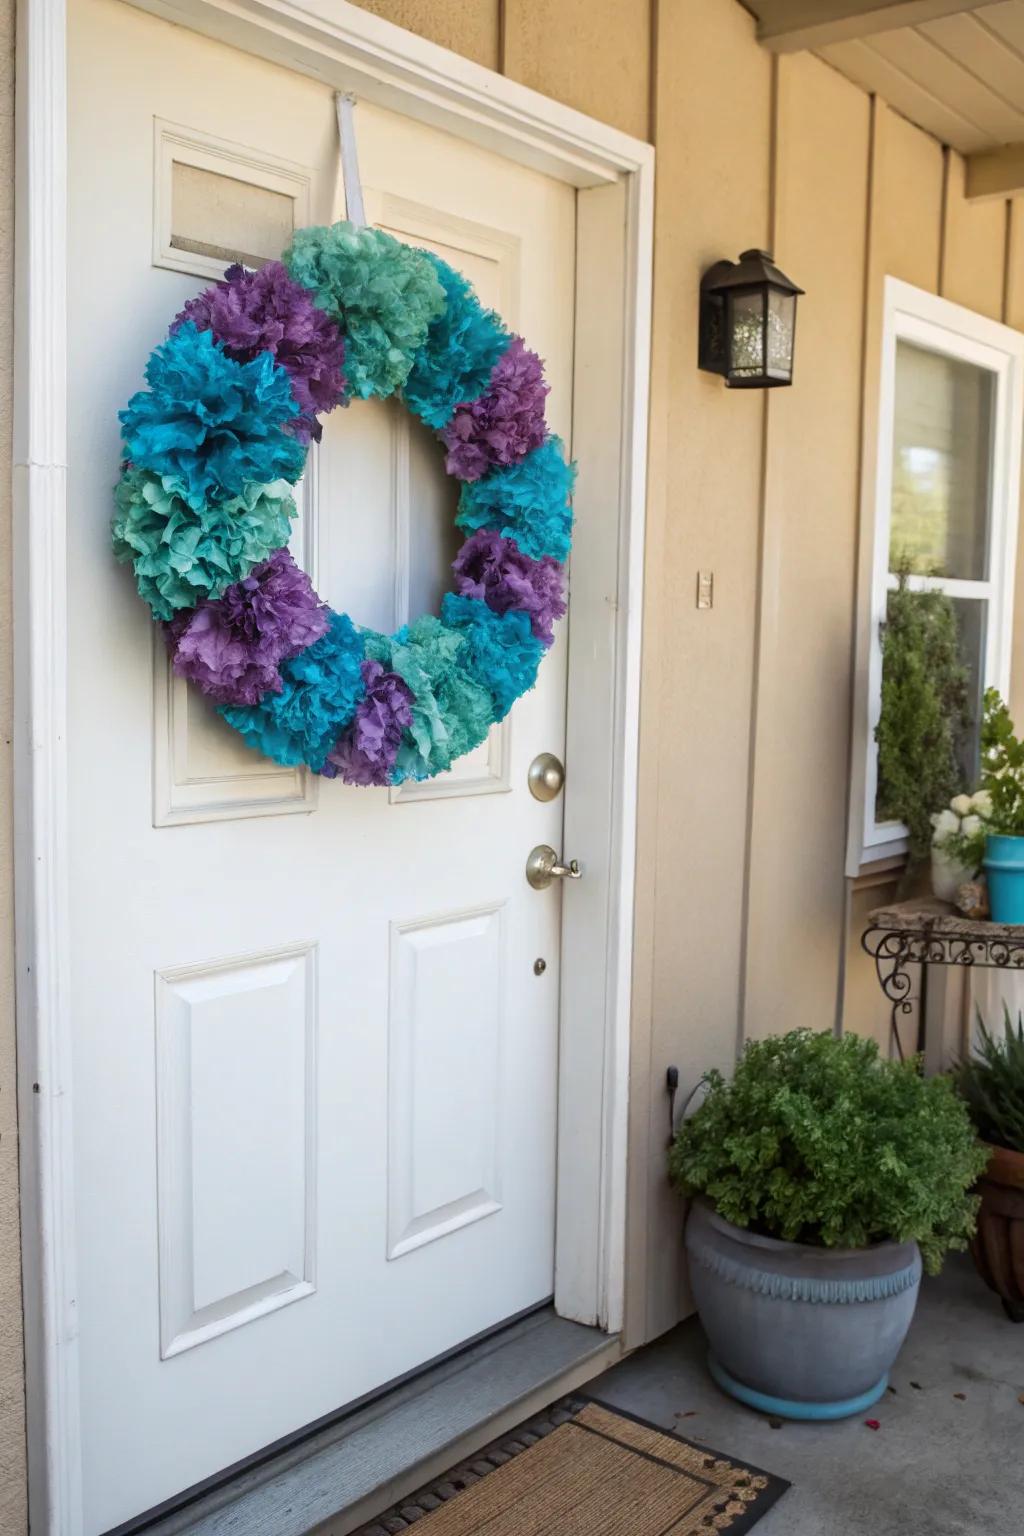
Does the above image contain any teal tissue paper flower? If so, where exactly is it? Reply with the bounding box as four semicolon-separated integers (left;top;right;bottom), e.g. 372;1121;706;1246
220;611;365;771
111;466;297;620
403;253;509;429
119;323;306;511
365;615;495;781
455;435;575;561
284;222;445;400
441;593;542;720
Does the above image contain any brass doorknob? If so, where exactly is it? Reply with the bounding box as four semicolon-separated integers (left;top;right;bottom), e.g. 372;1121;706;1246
525;845;582;890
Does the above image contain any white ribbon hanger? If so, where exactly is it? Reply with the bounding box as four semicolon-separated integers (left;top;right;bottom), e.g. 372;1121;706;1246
335;92;366;228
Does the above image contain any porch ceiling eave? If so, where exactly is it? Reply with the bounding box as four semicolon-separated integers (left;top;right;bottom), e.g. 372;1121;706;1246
743;0;1024;190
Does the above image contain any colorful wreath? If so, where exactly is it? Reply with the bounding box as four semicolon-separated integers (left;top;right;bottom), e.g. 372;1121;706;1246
112;220;574;786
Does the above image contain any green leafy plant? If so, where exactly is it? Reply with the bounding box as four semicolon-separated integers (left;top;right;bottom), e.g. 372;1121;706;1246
978;688;1024;838
669;1029;986;1274
957;1007;1024;1154
875;563;970;860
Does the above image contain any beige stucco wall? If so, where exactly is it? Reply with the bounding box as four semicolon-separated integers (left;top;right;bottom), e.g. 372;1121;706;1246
2;0;1024;1524
1;0;28;1530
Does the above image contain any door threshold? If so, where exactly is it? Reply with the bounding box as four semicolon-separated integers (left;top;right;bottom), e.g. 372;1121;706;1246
127;1310;621;1536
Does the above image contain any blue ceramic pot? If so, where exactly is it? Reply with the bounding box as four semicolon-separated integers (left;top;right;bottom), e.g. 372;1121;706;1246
984;834;1024;925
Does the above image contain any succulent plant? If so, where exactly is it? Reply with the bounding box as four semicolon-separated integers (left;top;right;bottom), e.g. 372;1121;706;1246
958;1008;1024;1155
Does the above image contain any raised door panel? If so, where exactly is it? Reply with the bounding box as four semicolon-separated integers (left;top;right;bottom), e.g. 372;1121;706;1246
155;942;318;1356
387;904;505;1258
148;119;321;824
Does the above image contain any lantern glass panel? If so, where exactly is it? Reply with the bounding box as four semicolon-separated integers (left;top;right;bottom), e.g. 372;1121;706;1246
729;289;767;379
767;289;796;380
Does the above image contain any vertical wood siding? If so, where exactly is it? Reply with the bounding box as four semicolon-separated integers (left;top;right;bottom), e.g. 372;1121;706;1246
743;54;871;1045
502;0;651;140
296;0;1024;1345
629;0;772;1344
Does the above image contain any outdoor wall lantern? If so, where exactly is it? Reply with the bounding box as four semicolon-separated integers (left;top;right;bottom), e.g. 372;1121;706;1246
698;249;804;388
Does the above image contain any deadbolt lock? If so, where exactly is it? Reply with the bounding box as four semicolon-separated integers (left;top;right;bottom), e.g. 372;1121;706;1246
528;752;565;802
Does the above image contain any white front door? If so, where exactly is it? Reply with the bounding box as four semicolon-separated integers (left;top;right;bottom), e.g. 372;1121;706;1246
68;4;576;1530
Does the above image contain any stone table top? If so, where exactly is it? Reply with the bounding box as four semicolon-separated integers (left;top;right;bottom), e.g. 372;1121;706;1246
866;896;1024;942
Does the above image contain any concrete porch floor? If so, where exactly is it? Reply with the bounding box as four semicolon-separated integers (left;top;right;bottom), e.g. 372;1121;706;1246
593;1254;1024;1536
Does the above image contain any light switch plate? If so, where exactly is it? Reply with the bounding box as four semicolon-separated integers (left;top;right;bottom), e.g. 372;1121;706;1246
696;570;714;610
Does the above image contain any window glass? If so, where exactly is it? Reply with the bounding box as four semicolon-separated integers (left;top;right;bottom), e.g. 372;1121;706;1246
889;341;995;580
170;162;294;269
951;597;988;785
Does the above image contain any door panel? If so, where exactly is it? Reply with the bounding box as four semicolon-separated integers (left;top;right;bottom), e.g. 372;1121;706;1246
69;3;576;1531
155;943;317;1357
387;903;505;1259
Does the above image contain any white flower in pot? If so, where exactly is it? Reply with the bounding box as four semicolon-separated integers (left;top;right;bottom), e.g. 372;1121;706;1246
931;797;984;903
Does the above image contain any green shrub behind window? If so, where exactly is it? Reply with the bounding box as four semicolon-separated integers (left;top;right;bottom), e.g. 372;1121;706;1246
875;562;970;860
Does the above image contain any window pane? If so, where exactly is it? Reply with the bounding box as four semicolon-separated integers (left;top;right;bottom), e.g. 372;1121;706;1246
874;592;987;825
889;341;995;580
951;597;987;786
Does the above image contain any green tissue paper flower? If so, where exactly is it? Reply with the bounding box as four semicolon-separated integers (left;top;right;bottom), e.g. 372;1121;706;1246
365;615;495;781
284;222;445;401
111;466;296;620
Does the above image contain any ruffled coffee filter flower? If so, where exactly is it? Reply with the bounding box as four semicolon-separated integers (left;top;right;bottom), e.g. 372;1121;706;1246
221;611;366;771
452;528;565;645
284;223;445;399
441;337;549;482
119;323;306;508
172;262;347;442
322;659;415;786
403;253;509;429
456;435;575;562
111;468;297;620
163;549;329;706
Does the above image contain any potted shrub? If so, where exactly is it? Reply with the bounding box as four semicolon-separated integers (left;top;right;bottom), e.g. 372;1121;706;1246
957;1011;1024;1322
670;1030;985;1420
978;690;1024;923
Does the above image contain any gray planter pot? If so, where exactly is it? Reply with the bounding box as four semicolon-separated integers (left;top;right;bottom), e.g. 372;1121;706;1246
685;1198;922;1420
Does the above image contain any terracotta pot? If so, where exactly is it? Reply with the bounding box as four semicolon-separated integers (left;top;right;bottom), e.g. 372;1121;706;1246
970;1142;1024;1322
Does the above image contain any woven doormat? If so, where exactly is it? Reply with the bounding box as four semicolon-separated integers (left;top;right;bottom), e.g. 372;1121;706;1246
356;1396;788;1535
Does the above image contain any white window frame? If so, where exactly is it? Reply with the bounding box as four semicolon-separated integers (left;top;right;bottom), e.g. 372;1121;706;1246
847;277;1024;876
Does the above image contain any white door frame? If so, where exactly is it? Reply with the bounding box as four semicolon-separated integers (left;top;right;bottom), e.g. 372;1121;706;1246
13;2;654;1531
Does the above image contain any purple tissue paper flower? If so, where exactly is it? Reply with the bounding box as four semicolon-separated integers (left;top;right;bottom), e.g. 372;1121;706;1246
164;547;330;706
173;263;347;442
453;529;566;646
323;659;414;786
441;337;549;482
